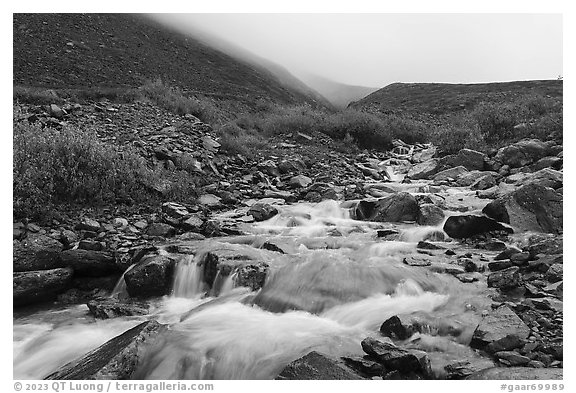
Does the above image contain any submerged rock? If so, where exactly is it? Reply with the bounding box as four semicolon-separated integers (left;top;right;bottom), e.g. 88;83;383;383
45;320;167;380
14;268;73;307
276;351;363;380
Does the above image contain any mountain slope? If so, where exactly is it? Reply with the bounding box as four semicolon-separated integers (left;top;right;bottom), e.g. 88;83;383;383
13;13;326;109
296;73;378;108
350;80;563;115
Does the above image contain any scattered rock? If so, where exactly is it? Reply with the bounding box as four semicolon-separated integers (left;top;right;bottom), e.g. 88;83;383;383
487;266;521;289
495;139;550;168
443;215;512;239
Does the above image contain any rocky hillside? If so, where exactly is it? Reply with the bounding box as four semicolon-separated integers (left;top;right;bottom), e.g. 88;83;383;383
13;13;327;110
351;80;563;116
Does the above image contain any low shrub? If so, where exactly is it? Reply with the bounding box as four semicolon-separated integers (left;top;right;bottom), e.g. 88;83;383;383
217;122;268;158
13;117;157;219
138;78;219;124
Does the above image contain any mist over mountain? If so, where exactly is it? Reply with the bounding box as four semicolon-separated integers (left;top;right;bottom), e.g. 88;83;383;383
13;13;328;111
294;72;378;108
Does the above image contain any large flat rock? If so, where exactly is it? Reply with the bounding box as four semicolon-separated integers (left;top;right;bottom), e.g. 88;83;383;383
45;320;167;380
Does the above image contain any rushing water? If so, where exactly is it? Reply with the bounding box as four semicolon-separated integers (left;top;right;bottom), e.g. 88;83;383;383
14;183;501;380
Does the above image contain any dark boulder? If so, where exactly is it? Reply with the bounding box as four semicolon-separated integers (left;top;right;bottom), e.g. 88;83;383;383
13;233;64;272
124;254;176;298
45;320;167;380
61;249;119;277
380;315;418;340
14;268;73;306
443;359;496;380
443;215;513;239
305;182;338;202
482;200;510;223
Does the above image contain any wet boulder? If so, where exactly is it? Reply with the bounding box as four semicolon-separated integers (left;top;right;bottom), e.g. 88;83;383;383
124;254;176;298
45;320;167;380
247;203;278;222
276;351;363;380
466;367;562;380
202;248;269;291
370;192;420;222
61;249;119;277
443;215;513;239
14;268;73;306
470;306;530;353
482;184;562;234
380;315;419;340
13;233;64;272
495;139;550;168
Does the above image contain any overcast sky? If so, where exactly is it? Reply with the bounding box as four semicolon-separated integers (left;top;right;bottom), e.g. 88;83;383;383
150;13;562;88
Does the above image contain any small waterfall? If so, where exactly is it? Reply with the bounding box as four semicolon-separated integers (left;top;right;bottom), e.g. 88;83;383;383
220;272;237;295
110;264;136;298
172;255;207;298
